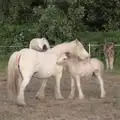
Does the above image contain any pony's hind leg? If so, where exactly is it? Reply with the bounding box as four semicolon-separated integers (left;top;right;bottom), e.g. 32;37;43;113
16;74;23;98
36;79;48;100
75;76;84;100
68;76;75;99
95;73;106;98
17;76;31;106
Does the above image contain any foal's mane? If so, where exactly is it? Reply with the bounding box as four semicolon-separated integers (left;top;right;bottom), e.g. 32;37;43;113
65;52;81;62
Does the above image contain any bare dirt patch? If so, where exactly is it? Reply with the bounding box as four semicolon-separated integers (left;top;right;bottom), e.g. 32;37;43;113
0;72;120;120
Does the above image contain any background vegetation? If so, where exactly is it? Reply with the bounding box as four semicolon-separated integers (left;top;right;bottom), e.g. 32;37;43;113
0;0;120;69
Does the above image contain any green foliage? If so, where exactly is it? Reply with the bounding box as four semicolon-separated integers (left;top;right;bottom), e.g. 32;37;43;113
0;23;38;57
1;0;120;30
35;4;87;44
81;0;120;31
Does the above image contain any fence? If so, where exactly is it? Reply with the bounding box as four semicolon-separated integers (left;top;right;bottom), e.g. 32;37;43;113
0;46;25;59
87;43;120;57
0;44;120;60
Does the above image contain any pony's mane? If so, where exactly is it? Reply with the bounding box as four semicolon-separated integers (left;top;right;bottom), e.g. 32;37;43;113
52;41;72;49
46;41;75;55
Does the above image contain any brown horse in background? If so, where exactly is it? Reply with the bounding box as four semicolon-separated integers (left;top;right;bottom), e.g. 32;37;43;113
103;42;115;70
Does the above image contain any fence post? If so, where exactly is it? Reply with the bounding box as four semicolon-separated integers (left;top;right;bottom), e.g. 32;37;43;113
88;43;91;56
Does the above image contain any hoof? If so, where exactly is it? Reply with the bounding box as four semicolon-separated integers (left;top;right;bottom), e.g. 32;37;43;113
78;95;85;100
17;101;26;106
35;95;45;100
100;92;106;99
68;95;75;100
55;96;64;100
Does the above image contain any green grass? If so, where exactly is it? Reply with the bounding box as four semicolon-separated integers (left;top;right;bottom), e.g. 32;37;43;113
0;27;120;72
0;59;8;73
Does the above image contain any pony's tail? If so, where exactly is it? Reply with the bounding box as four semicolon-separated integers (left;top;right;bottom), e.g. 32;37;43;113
7;51;21;101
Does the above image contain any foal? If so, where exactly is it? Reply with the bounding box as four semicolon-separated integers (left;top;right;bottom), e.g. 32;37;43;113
57;53;106;99
103;42;115;70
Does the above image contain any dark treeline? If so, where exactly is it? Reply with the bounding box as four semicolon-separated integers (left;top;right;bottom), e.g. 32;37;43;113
0;0;120;46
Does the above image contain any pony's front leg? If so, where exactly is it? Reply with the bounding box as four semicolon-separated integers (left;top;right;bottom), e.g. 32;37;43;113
68;76;75;99
75;76;84;100
54;66;64;99
36;79;48;100
55;73;64;99
17;76;31;106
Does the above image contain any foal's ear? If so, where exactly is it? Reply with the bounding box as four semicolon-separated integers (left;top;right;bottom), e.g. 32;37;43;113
112;40;116;44
65;52;71;58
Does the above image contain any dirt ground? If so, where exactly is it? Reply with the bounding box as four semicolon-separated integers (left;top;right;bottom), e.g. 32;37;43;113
0;71;120;120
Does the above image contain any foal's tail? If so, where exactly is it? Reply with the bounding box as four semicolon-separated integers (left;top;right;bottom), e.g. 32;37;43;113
7;51;21;100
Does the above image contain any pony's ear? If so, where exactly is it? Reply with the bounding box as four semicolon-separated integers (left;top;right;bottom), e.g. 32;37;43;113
65;52;71;58
75;38;79;43
42;44;48;51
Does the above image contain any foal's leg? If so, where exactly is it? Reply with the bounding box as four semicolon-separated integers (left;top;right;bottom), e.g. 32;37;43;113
105;57;109;70
75;76;84;99
36;79;48;100
95;73;106;98
109;56;114;70
68;76;75;99
17;76;31;106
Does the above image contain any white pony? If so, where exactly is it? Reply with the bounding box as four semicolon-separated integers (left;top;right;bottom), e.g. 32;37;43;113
56;52;106;99
7;39;90;106
7;38;50;102
29;38;50;51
